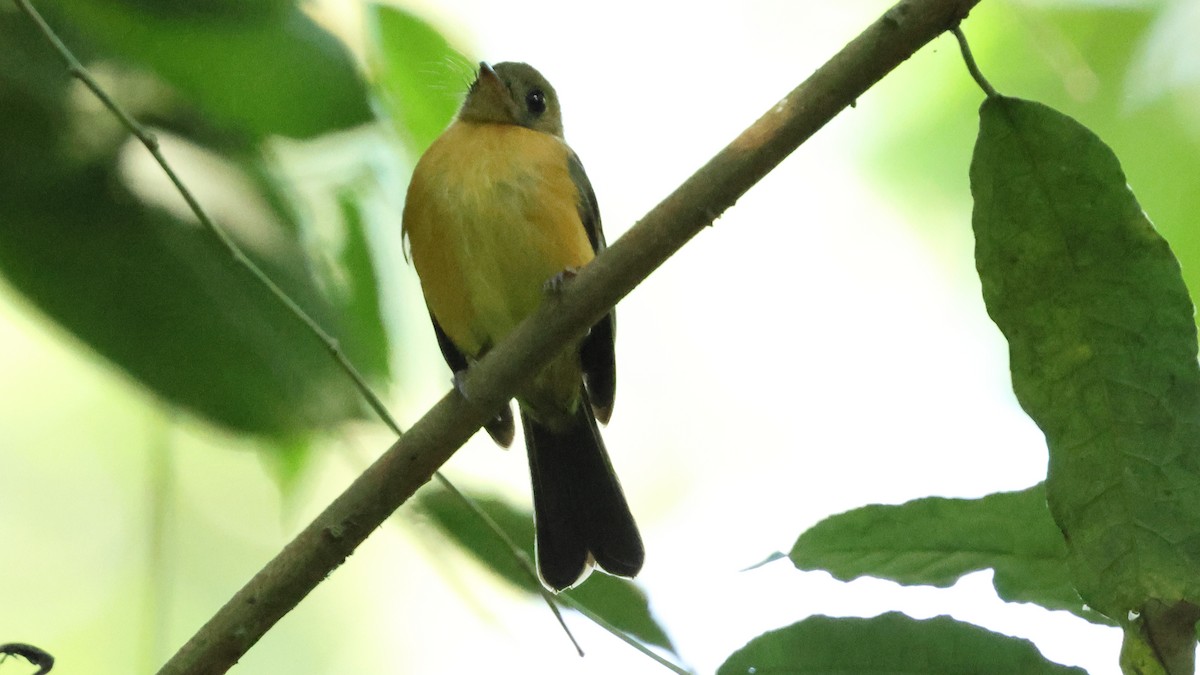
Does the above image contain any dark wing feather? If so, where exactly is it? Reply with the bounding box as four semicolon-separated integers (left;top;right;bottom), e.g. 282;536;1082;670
581;313;616;424
568;151;616;423
430;312;514;447
430;311;469;373
568;151;606;252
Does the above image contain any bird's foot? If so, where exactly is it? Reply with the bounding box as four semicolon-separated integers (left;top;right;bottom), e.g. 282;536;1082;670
544;267;579;294
451;369;471;399
452;368;515;447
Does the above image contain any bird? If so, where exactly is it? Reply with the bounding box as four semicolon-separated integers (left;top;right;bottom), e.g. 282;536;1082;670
402;61;644;591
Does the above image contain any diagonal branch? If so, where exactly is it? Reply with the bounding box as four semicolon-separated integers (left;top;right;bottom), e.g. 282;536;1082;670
158;0;981;672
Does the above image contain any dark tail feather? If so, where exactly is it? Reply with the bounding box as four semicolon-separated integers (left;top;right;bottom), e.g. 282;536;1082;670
523;397;643;591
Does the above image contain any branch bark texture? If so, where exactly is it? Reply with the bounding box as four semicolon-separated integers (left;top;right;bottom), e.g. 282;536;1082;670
159;0;981;672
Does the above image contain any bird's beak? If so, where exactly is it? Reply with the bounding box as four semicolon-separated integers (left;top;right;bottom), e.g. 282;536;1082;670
460;61;512;124
476;61;503;92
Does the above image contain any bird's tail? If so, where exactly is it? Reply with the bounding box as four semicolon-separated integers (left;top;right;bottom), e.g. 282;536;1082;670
523;394;643;591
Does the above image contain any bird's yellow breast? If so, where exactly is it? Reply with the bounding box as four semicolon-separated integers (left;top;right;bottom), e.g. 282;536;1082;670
403;121;595;359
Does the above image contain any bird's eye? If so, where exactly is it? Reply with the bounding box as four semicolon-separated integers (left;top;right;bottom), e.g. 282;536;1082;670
526;89;546;115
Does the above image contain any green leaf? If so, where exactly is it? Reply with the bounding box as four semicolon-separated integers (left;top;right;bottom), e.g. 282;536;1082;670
330;190;392;380
415;488;675;654
717;613;1086;675
0;14;384;437
259;435;315;497
1119;600;1200;675
0;187;366;436
971;95;1200;620
45;0;371;139
366;3;472;153
789;485;1112;625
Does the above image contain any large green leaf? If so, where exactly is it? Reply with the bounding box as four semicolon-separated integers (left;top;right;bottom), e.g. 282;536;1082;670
414;488;675;655
0;13;388;437
790;485;1112;625
717;613;1086;675
971;96;1200;620
43;0;372;139
366;3;472;154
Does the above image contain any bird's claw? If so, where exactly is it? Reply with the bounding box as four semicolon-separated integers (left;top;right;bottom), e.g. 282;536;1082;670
544;267;579;294
451;369;471;400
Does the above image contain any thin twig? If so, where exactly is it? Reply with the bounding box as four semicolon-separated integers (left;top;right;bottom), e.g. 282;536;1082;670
11;0;597;660
431;474;584;656
952;25;998;97
558;595;691;675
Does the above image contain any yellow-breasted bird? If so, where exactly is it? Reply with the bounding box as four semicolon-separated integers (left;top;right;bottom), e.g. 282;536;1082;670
402;61;643;591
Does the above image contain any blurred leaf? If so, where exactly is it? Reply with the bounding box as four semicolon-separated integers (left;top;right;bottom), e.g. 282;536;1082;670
332;190;391;379
0;14;386;437
790;485;1112;625
259;435;314;497
415;488;675;654
1123;1;1200;108
972;95;1200;619
44;0;371;139
717;613;1086;675
0;187;365;436
366;3;472;153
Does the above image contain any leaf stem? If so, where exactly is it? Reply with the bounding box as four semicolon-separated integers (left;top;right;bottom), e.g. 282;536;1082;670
953;25;998;98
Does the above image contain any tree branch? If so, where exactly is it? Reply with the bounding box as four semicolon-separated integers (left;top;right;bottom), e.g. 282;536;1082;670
158;0;981;672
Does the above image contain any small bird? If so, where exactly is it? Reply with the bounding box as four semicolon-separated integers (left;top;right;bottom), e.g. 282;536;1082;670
402;61;643;591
